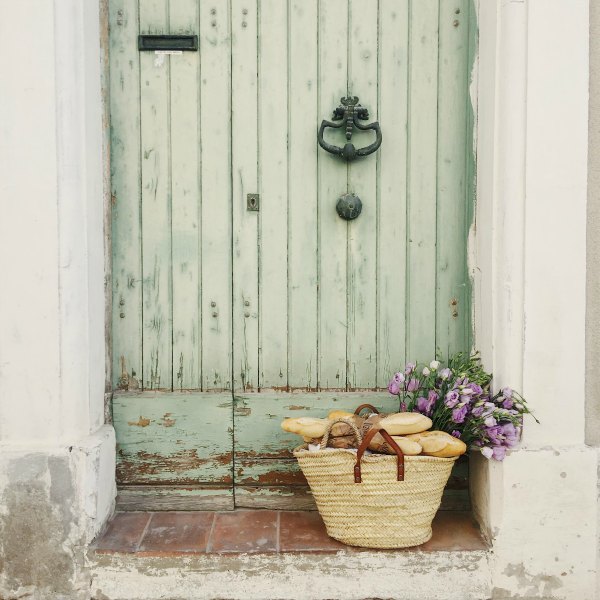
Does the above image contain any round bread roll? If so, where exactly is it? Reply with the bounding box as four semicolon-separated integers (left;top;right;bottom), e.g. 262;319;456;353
368;432;422;456
378;412;432;435
281;417;329;438
406;430;467;457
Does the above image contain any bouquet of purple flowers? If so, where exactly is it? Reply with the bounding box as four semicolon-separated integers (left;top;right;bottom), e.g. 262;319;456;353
387;353;537;461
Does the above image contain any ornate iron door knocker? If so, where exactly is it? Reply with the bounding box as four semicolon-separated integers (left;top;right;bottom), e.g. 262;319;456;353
317;96;382;161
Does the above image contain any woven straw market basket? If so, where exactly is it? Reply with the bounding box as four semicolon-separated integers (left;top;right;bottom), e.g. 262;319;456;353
294;417;457;549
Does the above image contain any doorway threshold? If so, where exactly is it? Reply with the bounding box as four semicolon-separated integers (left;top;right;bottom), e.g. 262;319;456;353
91;509;487;556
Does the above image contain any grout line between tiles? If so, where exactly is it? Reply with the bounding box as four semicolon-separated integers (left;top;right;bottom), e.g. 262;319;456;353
135;512;154;553
205;512;217;553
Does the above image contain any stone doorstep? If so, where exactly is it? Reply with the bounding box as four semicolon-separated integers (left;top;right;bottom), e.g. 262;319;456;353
88;510;492;600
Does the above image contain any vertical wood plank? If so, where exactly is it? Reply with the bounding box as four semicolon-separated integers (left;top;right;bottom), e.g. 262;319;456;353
109;0;143;390
377;0;409;386
140;0;172;390
347;0;378;389
258;0;289;389
169;0;201;390
200;1;233;391
231;0;259;391
435;0;470;360
317;0;349;390
405;0;439;363
288;0;319;390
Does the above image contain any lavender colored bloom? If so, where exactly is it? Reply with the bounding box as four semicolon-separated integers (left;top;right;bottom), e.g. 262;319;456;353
502;387;513;399
416;396;429;413
451;403;469;424
404;362;416;375
481;446;493;459
484;416;497;427
388;381;401;395
406;378;420;392
467;383;483;396
439;367;452;380
501;422;519;448
393;372;405;384
486;425;504;445
492;446;507;461
445;390;460;408
471;405;485;417
502;398;514;409
451;430;461;438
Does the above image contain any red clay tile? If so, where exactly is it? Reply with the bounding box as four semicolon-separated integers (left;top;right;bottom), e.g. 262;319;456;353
209;510;278;553
279;511;347;552
417;511;488;551
94;512;151;553
137;512;214;554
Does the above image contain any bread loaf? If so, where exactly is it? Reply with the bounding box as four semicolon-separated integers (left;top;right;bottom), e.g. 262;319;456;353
282;416;364;439
281;417;330;438
368;432;422;456
327;409;355;420
406;430;467;457
378;412;432;435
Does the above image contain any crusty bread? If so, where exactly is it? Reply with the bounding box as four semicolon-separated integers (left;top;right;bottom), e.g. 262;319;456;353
368;432;422;456
406;430;467;457
378;412;432;435
281;417;329;438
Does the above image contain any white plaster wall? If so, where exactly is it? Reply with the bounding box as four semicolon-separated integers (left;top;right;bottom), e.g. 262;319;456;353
0;2;115;596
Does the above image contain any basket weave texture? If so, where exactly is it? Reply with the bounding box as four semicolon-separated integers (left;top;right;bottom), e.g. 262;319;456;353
294;445;457;548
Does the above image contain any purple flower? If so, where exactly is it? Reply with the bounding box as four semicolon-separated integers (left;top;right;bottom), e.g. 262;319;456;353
406;378;420;392
481;447;493;459
388;381;401;395
484;416;497;427
502;387;513;399
393;372;405;384
439;367;452;380
451;430;461;438
486;425;504;445
451;404;469;424
404;362;416;375
467;383;483;396
445;390;460;408
416;391;438;416
502;398;514;409
501;422;519;448
416;396;429;413
492;446;507;461
471;405;485;417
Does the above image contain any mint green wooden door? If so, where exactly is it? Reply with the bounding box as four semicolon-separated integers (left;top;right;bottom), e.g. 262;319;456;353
109;0;475;509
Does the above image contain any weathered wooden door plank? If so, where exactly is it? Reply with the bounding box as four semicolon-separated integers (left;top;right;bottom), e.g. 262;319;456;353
109;0;143;391
377;0;410;387
258;0;289;389
288;0;319;391
231;0;259;392
347;0;378;389
317;0;349;390
140;0;173;390
406;0;440;362
435;0;472;359
170;0;201;390
200;0;233;391
113;391;234;486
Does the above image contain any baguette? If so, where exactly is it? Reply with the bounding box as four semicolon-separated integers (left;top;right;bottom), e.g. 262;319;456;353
360;412;432;436
406;430;467;457
368;432;422;456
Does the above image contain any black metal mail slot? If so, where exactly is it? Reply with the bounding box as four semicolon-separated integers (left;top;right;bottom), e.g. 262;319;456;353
138;35;198;51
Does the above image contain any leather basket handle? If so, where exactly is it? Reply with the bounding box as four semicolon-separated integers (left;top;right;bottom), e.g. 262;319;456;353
354;403;380;416
354;427;405;483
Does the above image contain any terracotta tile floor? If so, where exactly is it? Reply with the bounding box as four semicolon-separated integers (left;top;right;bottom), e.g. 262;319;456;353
93;510;487;556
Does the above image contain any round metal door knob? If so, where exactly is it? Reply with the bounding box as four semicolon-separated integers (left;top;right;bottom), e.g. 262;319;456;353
336;193;362;220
